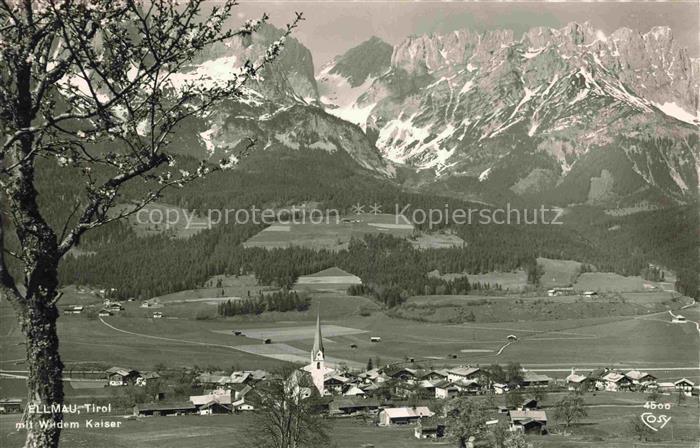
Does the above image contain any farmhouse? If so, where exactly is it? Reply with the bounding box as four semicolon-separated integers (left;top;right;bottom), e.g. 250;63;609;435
190;389;232;415
565;368;588;391
520;399;539;410
414;416;446;439
232;385;257;411
492;383;510;395
601;371;632;391
509;409;548;434
389;368;418;382
108;303;124;312
521;372;552;388
420;370;449;382
296;267;362;286
547;287;574;297
324;375;351;394
63;305;84;315
434;381;460;399
198;401;232;415
671;314;687;323
133;402;197;417
625;370;656;389
343;385;366;397
106;367;141;386
378;407;434;426
229;371;252;384
0;398;23;414
447;366;481;382
329;398;380;415
190;389;231;406
674;378;695;396
136;371;160;387
97;309;112;317
196;373;235;388
359;368;388;384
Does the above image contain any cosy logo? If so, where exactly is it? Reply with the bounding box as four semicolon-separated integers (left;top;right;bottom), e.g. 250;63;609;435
640;412;672;432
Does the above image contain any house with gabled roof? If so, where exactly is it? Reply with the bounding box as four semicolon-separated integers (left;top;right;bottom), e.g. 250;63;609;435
329;398;380;415
324;374;351;394
521;371;552;388
134;402;197;417
625;370;656;390
229;371;252;384
434;381;460;399
136;371;160;387
565;368;589;391
675;378;695;396
0;398;23;414
414;416;446;439
378;406;434;426
420;370;449;382
602;371;632;391
343;385;366;397
106;367;141;386
190;389;232;415
389;368;419;383
509;409;548;434
447;366;481;383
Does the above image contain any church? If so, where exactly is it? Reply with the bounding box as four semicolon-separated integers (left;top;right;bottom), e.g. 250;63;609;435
302;312;334;395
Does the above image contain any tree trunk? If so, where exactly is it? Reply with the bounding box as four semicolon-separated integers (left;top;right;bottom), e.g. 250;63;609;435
19;286;64;448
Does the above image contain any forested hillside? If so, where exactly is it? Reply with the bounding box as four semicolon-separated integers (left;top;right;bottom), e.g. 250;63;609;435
8;153;697;301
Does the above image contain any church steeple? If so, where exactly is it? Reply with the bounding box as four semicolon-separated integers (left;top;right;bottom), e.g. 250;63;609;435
303;308;332;396
311;310;324;362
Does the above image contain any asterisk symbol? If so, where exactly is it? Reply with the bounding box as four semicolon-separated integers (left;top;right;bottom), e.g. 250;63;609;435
369;203;382;215
351;203;365;214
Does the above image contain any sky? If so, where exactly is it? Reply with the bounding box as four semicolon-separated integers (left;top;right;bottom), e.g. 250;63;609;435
225;1;700;70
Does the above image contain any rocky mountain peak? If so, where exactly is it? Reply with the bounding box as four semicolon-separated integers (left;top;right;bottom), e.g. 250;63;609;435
315;22;698;206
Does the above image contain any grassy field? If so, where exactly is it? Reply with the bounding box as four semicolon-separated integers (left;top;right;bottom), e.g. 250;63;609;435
1;394;697;448
242;213;414;251
537;258;582;288
573;272;669;293
110;202;211;239
408;231;466;249
398;291;687;323
0;413;447;448
2;293;698;375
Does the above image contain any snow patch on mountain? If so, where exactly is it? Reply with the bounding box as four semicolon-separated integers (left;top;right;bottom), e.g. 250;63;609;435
479;167;492;182
652;102;700;125
317;64;378;130
328;102;377;131
168;56;239;90
199;128;217;155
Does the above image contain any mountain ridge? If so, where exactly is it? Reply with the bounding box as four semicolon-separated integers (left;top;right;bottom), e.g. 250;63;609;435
316;22;698;206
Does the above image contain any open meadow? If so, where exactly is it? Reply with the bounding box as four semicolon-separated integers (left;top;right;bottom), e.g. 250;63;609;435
110;202;212;239
241;213;414;251
2;290;697;379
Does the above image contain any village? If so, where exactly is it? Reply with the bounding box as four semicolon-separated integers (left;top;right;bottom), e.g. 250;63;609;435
4;311;695;446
